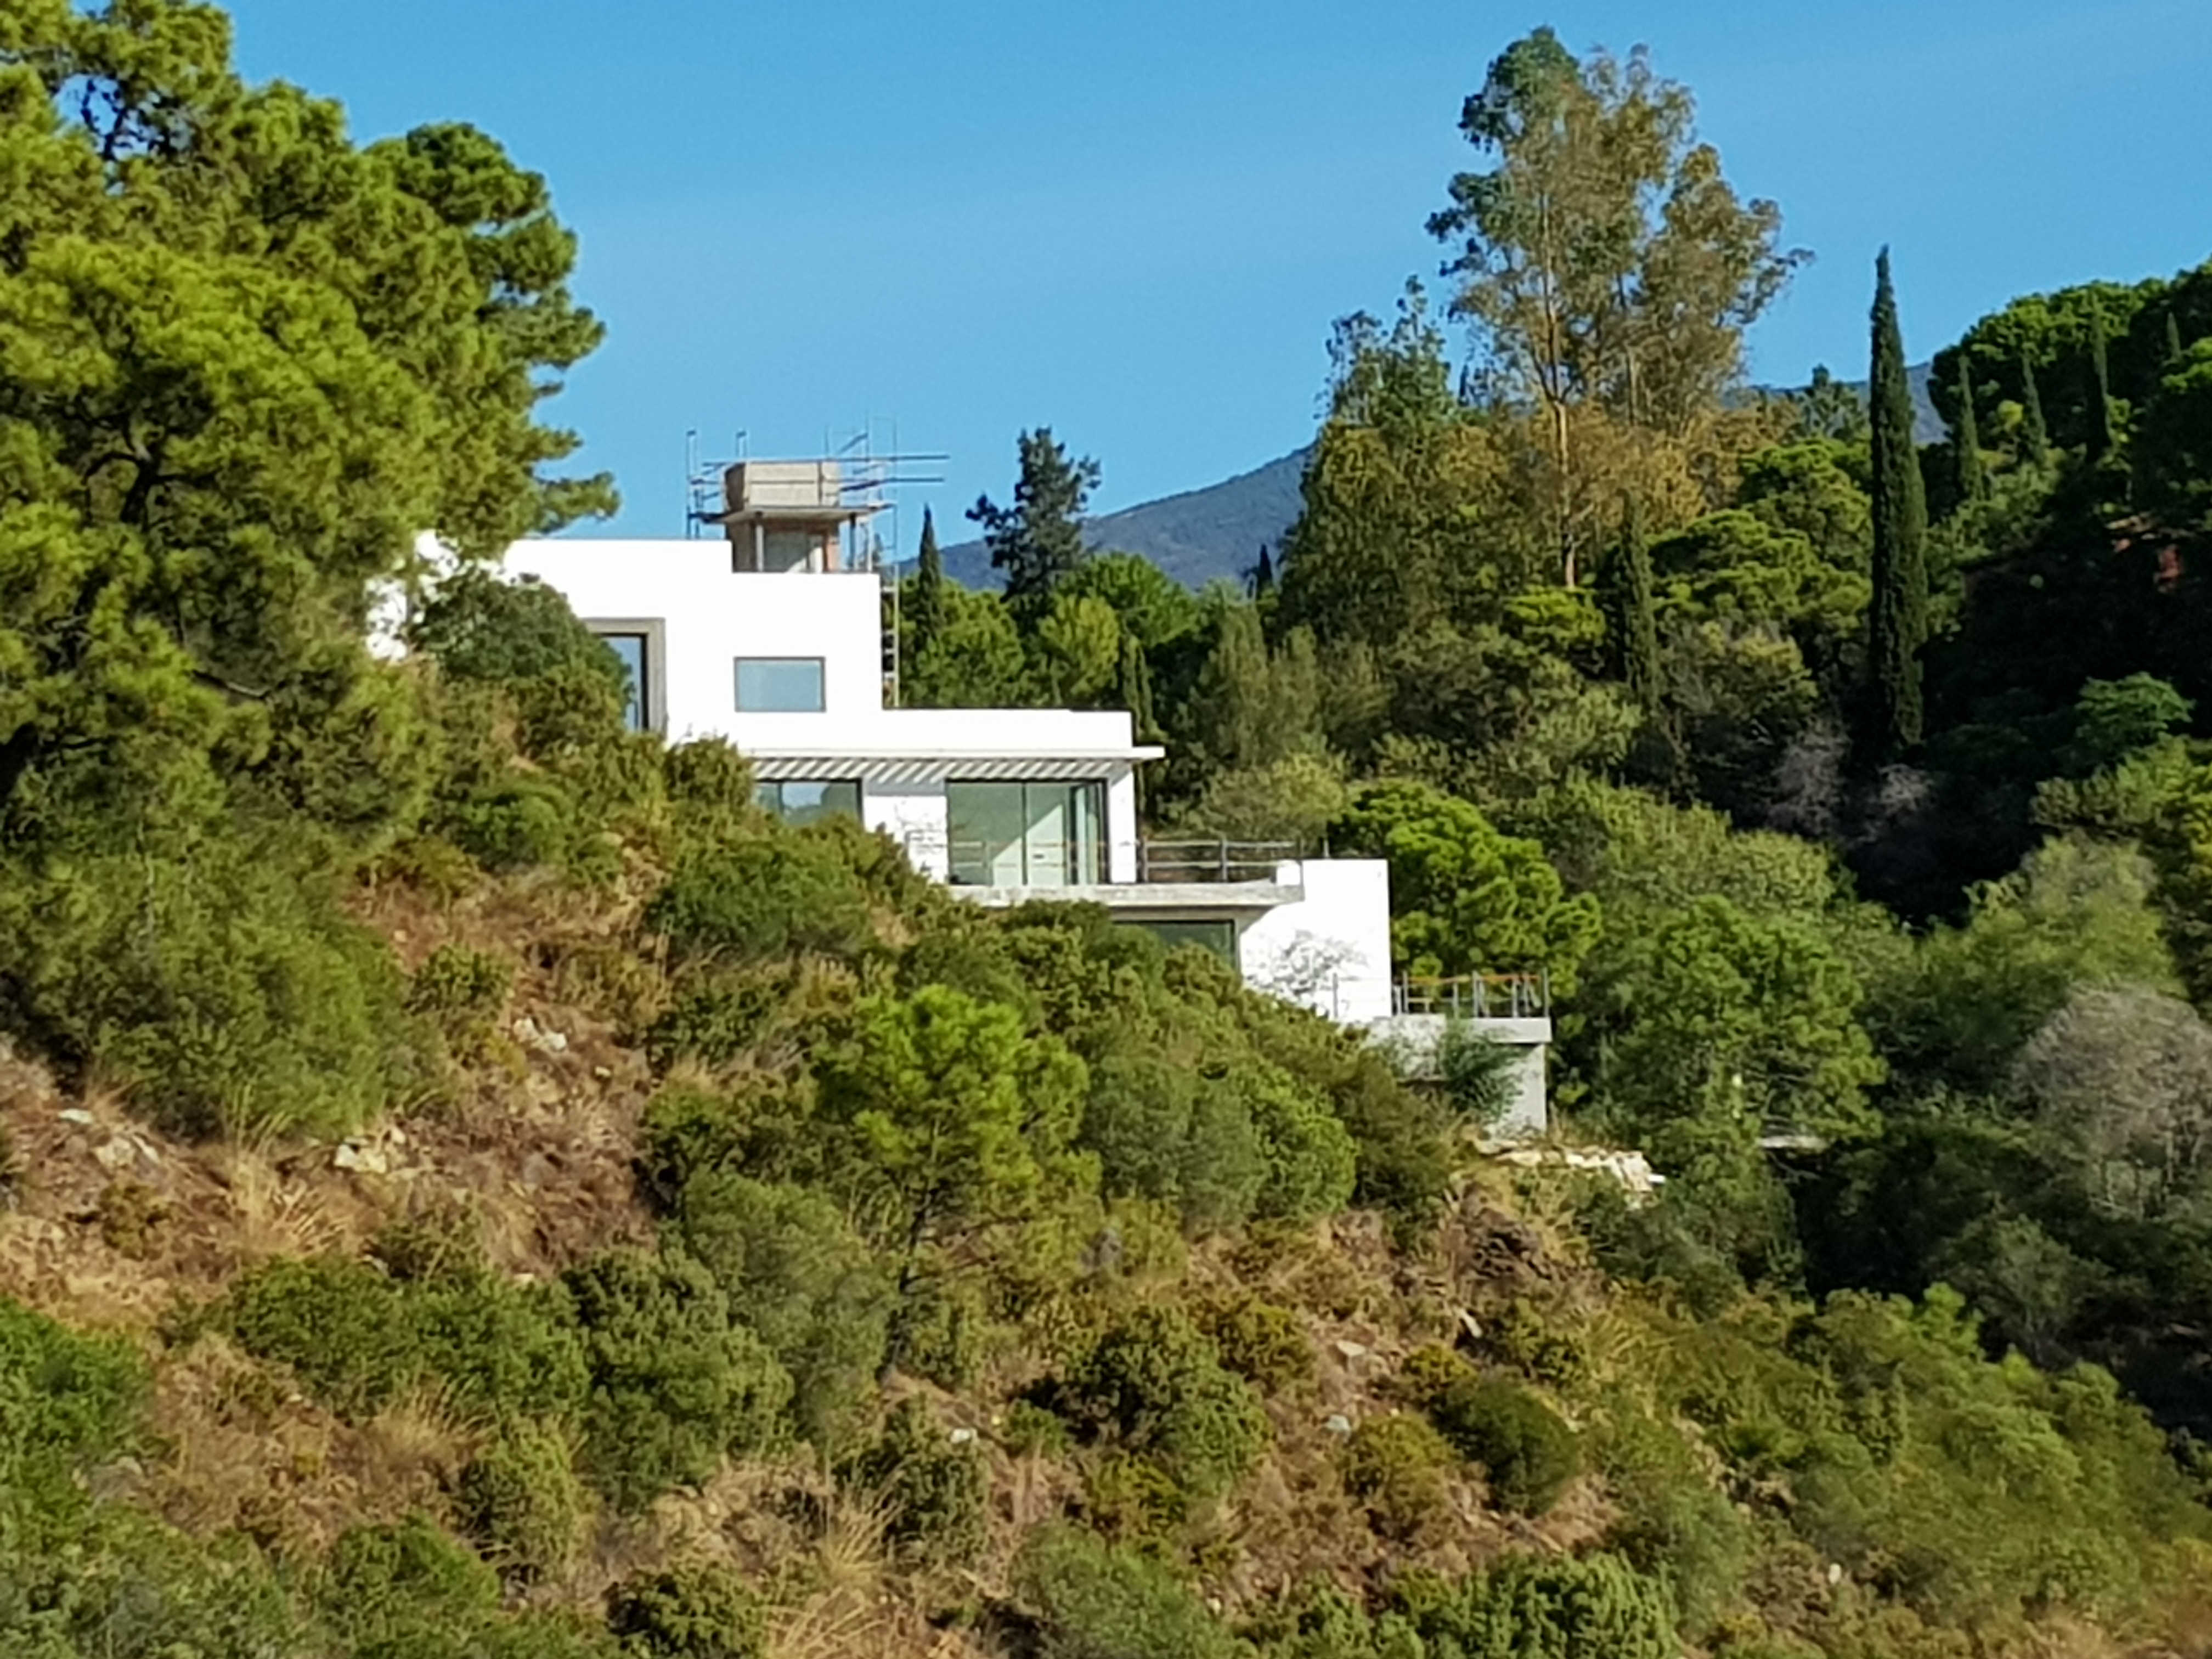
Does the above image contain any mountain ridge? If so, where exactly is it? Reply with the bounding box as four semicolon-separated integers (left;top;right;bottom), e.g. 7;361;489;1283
936;365;1944;592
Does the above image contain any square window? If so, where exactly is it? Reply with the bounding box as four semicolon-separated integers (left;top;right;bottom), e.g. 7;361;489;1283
736;657;826;712
754;780;862;826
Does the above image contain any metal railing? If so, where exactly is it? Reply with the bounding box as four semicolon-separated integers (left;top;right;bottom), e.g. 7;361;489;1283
934;835;1104;888
1390;970;1551;1019
1136;839;1300;884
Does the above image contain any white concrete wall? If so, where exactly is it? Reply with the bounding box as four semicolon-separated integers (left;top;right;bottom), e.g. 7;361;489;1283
1363;1014;1551;1139
499;540;885;733
1238;859;1394;1023
1106;772;1139;884
864;781;950;879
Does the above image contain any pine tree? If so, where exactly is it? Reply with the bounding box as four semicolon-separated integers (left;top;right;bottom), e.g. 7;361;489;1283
909;507;946;663
1602;505;1660;713
2019;346;2050;465
1954;355;1987;505
967;429;1099;627
1866;249;1929;757
2086;306;2117;465
2166;309;2186;368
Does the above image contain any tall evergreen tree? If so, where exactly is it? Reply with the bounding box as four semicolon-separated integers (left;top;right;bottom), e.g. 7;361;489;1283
2019;346;2051;465
967;429;1099;627
2166;308;2187;368
2086;306;2117;465
1249;545;1276;598
1866;248;1929;757
1601;505;1661;713
1117;631;1160;743
909;507;946;665
1954;355;1988;505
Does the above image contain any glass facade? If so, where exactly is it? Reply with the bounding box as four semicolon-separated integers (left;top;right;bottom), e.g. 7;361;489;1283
754;780;861;827
735;657;826;712
946;781;1104;887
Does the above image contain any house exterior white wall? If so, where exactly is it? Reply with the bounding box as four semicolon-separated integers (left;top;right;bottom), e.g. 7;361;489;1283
1237;859;1394;1023
500;540;885;730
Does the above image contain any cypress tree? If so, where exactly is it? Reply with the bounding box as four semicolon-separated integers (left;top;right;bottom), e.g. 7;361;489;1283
1250;545;1276;598
2019;345;2050;465
1954;354;1987;505
1118;631;1160;813
909;506;946;662
2086;306;2117;464
1602;505;1660;713
2166;309;2186;368
1866;248;1928;757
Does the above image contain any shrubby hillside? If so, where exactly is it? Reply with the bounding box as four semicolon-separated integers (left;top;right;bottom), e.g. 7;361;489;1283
4;8;2212;1659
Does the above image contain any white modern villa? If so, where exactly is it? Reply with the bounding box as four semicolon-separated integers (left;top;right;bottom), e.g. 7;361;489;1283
469;459;1397;1024
409;455;1553;1132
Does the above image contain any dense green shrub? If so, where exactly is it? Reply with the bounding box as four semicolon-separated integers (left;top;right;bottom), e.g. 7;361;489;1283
1234;1063;1358;1221
662;739;757;817
1245;1582;1426;1659
0;848;415;1139
224;1256;420;1419
644;969;788;1073
451;776;582;871
1597;1409;1751;1637
1013;1525;1239;1659
1393;1551;1677;1659
1483;1299;1589;1390
562;1250;792;1511
0;1297;144;1538
1080;1049;1265;1232
634;1085;748;1212
606;1562;766;1659
1050;1307;1270;1501
1339;1414;1457;1539
839;1399;986;1559
411;1272;589;1423
646;834;881;966
453;1421;588;1580
225;1255;585;1426
410;571;631;693
1427;1377;1579;1516
1199;1296;1311;1391
408;944;513;1019
669;1171;892;1444
317;1515;501;1650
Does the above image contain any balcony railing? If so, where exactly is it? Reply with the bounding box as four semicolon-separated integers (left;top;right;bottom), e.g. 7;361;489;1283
1390;971;1551;1019
1135;839;1300;884
901;831;1301;889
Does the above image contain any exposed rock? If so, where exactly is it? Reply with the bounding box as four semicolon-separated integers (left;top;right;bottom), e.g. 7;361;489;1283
1323;1413;1353;1436
334;1143;389;1176
58;1108;95;1127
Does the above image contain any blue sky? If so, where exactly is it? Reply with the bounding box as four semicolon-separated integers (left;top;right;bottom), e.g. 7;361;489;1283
222;0;2212;549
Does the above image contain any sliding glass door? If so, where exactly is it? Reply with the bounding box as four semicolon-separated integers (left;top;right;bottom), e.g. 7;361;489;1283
947;781;1103;887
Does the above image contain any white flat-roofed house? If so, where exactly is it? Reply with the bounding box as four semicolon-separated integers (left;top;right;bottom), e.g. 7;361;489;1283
462;458;1402;1029
400;454;1557;1131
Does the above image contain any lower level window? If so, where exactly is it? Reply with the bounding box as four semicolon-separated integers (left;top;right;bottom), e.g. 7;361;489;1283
1128;919;1240;969
755;780;862;826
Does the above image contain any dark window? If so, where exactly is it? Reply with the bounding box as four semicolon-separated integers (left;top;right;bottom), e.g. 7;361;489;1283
599;633;649;731
1129;919;1239;969
736;657;826;712
754;780;862;826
